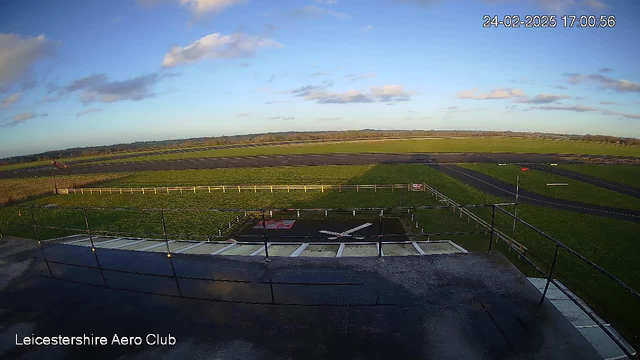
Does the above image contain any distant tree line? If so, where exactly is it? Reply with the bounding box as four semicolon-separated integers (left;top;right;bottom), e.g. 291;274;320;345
2;130;639;165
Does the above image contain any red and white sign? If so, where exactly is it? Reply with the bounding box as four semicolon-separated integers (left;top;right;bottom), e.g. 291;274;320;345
253;220;296;230
520;167;529;171
411;183;424;191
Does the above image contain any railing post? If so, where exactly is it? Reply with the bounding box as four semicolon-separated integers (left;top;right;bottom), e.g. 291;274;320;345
82;208;95;251
29;206;41;244
377;214;383;259
539;244;560;306
488;205;496;252
261;211;269;259
161;210;171;257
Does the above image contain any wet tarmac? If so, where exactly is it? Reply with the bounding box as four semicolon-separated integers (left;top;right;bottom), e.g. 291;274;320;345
0;238;602;359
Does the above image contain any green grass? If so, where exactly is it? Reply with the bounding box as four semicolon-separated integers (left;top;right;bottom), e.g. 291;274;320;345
458;163;640;211
92;164;432;188
83;137;640;165
2;163;639;345
558;164;640;188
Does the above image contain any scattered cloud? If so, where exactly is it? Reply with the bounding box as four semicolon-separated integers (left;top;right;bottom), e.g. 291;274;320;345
311;71;331;77
300;85;410;104
76;108;103;117
267;116;294;120
236;112;249;117
0;33;55;93
1;112;48;127
345;72;376;82
516;93;571;104
1;93;21;108
178;0;243;17
264;100;290;105
315;0;337;4
601;110;640;119
599;101;617;105
584;0;607;10
288;5;351;20
599;67;613;73
553;85;568;90
162;32;282;67
447;106;458;110
63;72;175;104
282;117;295;121
457;88;525;100
563;73;640;93
530;105;595;112
362;24;374;31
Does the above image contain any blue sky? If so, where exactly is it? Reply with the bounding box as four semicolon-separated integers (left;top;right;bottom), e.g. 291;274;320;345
0;0;639;158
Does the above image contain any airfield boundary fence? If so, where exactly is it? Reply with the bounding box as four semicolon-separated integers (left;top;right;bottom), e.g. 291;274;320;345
59;183;420;195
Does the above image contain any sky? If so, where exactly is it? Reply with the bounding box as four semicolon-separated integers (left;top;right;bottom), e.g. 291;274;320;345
0;0;639;158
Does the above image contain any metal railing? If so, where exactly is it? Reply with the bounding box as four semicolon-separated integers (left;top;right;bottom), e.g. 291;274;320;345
59;183;419;195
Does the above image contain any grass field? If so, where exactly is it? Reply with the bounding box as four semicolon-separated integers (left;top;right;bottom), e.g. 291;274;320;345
0;173;128;206
80;137;640;165
558;164;640;188
458;163;640;211
1;163;639;345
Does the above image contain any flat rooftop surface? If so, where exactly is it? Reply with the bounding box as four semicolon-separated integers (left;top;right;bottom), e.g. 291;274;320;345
0;241;601;360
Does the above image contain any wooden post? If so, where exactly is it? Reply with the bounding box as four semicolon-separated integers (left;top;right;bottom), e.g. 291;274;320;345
339;185;342;193
154;188;157;194
270;185;273;193
142;188;145;194
357;185;359;193
81;189;84;194
304;186;307;193
120;189;122;194
321;185;324;193
254;185;257;193
223;186;226;193
287;185;290;193
208;186;211;193
238;185;241;193
166;187;169;194
374;185;376;192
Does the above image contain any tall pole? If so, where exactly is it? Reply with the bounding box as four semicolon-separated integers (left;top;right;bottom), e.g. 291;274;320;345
513;175;519;232
261;211;269;259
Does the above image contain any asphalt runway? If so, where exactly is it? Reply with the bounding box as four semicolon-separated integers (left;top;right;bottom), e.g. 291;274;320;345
0;152;575;179
429;164;640;223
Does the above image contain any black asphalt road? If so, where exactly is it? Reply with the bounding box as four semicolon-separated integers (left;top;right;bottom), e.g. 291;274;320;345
429;164;640;223
0;152;573;179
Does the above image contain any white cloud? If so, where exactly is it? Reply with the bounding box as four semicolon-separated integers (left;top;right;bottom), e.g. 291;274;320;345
301;85;410;104
288;5;351;20
236;112;249;117
457;88;525;100
564;73;640;93
602;110;640;120
162;33;282;67
1;93;21;108
0;33;54;92
363;24;374;31
76;108;103;117
178;0;242;16
584;0;606;9
315;0;337;4
345;72;376;82
531;105;595;112
1;112;48;127
64;72;175;104
516;94;571;104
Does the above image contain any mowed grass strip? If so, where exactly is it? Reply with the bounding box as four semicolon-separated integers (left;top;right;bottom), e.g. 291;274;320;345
558;164;640;188
93;164;430;188
83;137;640;165
0;173;129;205
458;163;640;211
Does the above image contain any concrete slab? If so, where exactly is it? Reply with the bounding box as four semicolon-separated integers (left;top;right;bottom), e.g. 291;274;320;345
300;244;339;257
220;244;263;256
418;241;462;255
117;240;159;251
383;243;420;256
180;242;230;254
341;244;378;257
265;244;299;257
147;241;193;253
